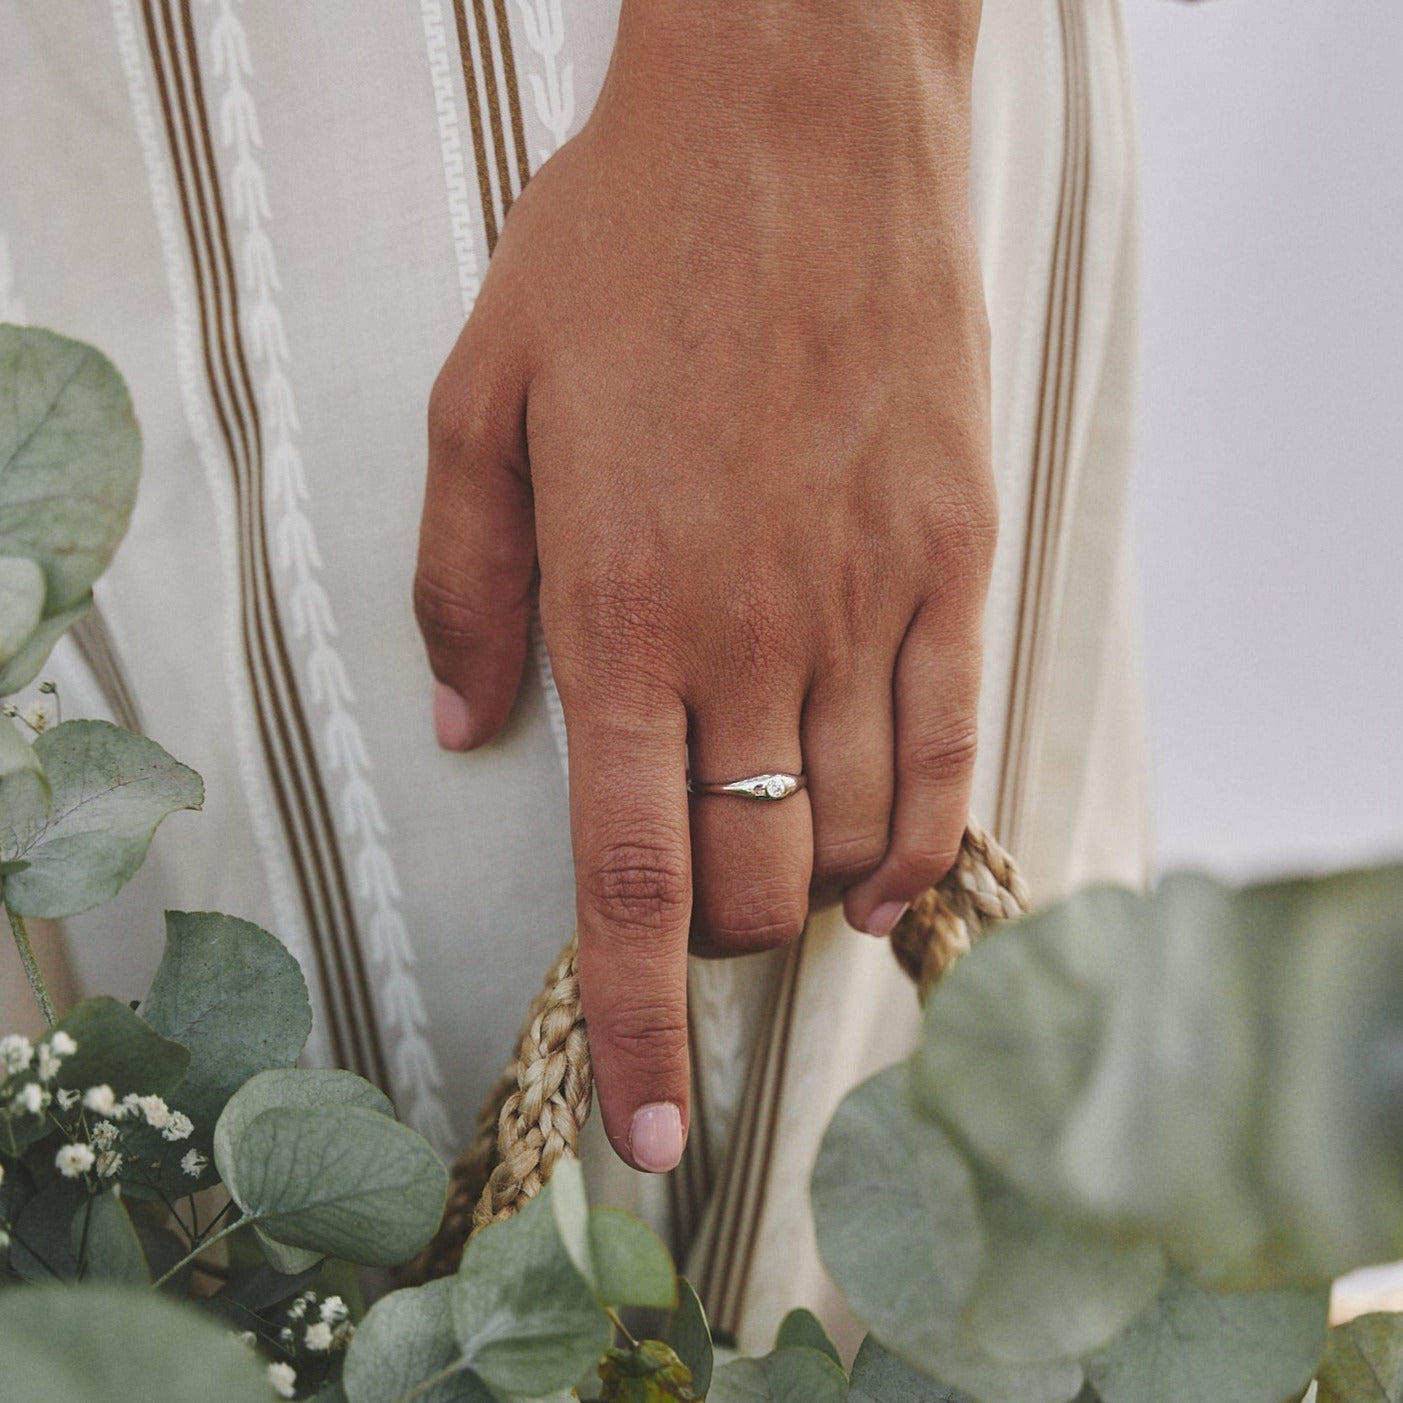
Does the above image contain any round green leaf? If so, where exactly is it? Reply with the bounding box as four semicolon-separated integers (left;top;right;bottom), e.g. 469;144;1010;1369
215;1067;396;1274
230;1103;447;1266
51;994;191;1099
812;1066;984;1364
452;1181;612;1398
588;1208;677;1310
1317;1312;1403;1403
1084;1269;1328;1403
0;720;203;918
774;1308;841;1366
0;1284;271;1403
0;554;44;667
344;1278;490;1403
0;325;140;613
1255;867;1403;1281
848;1335;977;1403
0;594;90;696
71;1189;150;1285
706;1347;847;1403
967;1175;1165;1364
669;1278;714;1399
140;910;312;1191
8;1179;85;1281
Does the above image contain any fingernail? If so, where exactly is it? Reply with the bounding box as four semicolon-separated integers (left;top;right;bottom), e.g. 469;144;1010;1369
433;682;473;750
863;900;911;938
629;1101;683;1173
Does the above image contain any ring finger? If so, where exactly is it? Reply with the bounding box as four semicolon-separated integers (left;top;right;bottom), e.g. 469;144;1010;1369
686;690;813;959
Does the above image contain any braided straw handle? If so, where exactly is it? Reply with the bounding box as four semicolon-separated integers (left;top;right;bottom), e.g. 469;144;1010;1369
406;818;1028;1284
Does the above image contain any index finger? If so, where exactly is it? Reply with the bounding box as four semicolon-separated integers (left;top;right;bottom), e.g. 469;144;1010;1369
567;685;692;1174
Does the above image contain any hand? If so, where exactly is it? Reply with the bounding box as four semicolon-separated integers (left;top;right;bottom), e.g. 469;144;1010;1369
414;0;992;1173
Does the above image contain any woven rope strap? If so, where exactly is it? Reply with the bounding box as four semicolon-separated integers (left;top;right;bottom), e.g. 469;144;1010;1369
405;818;1026;1285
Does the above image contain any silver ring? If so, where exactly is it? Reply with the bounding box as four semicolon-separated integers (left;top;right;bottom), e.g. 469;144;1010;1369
687;772;807;802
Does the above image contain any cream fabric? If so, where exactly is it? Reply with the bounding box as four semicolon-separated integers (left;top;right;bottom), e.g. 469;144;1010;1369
0;0;1146;1350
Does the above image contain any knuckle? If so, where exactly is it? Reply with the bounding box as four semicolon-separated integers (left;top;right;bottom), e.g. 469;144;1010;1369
812;830;887;887
602;1001;690;1068
412;567;511;650
904;719;980;792
582;841;690;939
703;887;807;954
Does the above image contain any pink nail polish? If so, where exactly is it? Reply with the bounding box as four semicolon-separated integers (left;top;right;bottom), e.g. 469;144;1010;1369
433;682;473;751
863;900;911;938
629;1101;684;1173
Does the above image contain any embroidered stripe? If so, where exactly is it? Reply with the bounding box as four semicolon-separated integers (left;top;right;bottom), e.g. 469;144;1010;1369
139;0;391;1092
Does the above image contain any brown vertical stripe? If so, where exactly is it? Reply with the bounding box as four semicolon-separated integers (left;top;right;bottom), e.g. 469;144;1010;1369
141;1;391;1094
994;0;1091;853
70;607;144;737
492;0;532;187
472;0;516;226
452;0;501;252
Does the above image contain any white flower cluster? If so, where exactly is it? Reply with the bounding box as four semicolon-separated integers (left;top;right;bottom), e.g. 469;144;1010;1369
267;1291;354;1395
1;1027;201;1186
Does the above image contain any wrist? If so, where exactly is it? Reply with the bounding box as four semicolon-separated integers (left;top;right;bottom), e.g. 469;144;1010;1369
603;0;980;145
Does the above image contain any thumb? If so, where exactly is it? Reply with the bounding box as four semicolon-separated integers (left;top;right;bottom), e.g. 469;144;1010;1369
414;333;535;751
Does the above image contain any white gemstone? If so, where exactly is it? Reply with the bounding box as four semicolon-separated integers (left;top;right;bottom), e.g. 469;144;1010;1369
765;775;788;799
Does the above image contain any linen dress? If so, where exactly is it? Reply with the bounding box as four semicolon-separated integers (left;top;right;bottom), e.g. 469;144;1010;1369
0;0;1147;1351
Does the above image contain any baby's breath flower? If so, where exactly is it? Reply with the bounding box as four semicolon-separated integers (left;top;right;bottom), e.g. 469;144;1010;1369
13;1082;46;1115
91;1120;119;1150
287;1296;309;1322
279;1326;295;1344
233;1331;256;1347
36;1043;63;1082
124;1093;170;1129
304;1321;334;1352
0;1162;6;1187
20;701;51;732
319;1296;348;1325
162;1110;194;1142
50;1031;76;1056
95;1150;123;1178
266;1361;297;1399
180;1148;207;1178
83;1084;116;1116
56;1088;80;1110
0;1034;33;1076
55;1142;95;1178
0;1228;9;1251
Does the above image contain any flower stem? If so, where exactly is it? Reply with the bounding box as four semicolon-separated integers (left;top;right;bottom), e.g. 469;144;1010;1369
5;903;56;1027
151;1217;250;1290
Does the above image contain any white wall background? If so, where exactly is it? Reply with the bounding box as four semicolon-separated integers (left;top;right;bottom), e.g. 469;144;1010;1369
1124;0;1403;879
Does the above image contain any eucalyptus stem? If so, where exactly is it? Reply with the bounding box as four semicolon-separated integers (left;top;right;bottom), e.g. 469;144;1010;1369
5;902;57;1027
151;1217;250;1290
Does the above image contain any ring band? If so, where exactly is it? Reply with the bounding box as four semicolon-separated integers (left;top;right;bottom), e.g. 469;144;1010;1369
687;772;807;802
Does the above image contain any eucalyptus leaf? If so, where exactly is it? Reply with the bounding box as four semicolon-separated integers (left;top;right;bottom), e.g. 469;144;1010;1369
669;1277;714;1399
214;1067;396;1274
589;1208;677;1310
452;1180;612;1398
774;1307;841;1365
706;1346;847;1403
1083;1269;1328;1403
344;1278;489;1403
8;1179;84;1281
49;994;190;1099
0;554;44;667
0;324;140;613
847;1335;977;1403
966;1174;1165;1364
812;1066;983;1365
71;1188;149;1285
230;1103;447;1266
0;595;89;696
1316;1312;1403;1403
0;1283;272;1403
0;715;44;793
140;910;312;1191
891;1327;1085;1403
0;720;202;918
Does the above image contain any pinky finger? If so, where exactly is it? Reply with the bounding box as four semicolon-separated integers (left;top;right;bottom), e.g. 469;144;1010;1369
844;603;982;937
